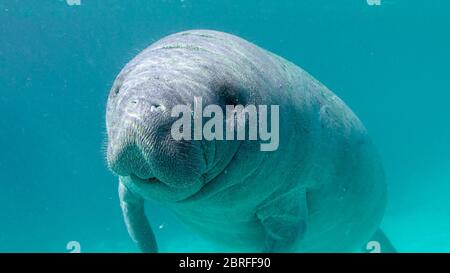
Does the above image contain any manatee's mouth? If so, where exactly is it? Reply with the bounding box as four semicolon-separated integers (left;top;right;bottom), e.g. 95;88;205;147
130;174;163;185
124;171;207;203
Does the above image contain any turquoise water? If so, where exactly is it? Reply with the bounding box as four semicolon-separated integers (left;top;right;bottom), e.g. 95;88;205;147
1;0;449;252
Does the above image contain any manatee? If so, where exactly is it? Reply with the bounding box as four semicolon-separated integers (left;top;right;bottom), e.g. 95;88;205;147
105;29;394;252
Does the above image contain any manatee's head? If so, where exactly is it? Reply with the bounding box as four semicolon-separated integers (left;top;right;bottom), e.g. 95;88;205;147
105;55;239;202
106;74;204;201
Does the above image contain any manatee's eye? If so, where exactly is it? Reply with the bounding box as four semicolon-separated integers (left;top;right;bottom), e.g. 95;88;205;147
219;85;249;106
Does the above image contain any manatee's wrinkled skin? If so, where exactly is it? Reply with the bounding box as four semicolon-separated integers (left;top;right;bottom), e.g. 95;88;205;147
106;30;391;252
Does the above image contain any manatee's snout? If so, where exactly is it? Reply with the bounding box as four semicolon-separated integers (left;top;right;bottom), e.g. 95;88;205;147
106;93;163;179
106;85;208;193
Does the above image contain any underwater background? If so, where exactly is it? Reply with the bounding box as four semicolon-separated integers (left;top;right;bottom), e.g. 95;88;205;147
0;0;449;252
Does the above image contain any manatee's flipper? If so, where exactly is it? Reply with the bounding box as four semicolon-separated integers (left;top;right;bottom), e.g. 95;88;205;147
364;228;396;253
119;181;158;253
256;187;308;252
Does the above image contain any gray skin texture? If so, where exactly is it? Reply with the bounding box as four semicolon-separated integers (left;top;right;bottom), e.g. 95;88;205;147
106;30;389;252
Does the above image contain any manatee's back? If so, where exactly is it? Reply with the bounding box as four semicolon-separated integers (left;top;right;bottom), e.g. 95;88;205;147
291;72;387;252
118;30;316;109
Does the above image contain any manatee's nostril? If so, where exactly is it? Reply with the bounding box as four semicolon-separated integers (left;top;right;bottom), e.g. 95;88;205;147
150;103;166;112
131;100;138;104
